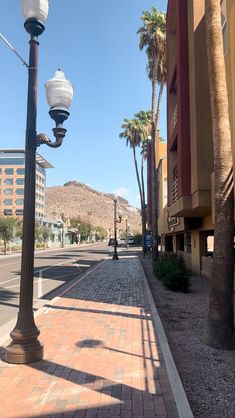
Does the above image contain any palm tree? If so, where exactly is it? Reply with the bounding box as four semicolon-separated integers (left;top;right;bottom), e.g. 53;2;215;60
138;7;166;261
135;111;151;248
119;111;151;253
203;0;234;349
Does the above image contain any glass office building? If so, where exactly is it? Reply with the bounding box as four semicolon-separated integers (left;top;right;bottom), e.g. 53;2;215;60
0;149;53;218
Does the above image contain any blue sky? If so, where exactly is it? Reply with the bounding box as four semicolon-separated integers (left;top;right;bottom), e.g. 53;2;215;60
0;0;167;208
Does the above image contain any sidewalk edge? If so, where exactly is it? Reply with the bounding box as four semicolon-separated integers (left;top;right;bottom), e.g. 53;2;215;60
138;258;194;418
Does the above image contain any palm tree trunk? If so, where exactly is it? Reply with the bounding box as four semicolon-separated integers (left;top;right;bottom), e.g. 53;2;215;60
132;146;143;208
152;80;164;261
132;147;146;254
147;141;152;230
203;0;234;349
155;82;164;132
152;82;164;260
148;79;157;232
141;151;147;254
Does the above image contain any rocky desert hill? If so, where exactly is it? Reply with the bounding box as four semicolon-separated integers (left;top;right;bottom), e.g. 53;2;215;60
45;181;141;234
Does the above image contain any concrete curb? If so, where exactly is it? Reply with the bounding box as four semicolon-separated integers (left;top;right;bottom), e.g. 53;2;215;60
138;258;194;418
0;242;104;259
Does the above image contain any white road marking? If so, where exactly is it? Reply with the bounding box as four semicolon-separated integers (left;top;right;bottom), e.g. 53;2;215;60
0;276;20;285
1;258;81;291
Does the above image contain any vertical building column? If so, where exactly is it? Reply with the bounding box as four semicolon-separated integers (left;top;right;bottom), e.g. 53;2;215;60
191;230;207;275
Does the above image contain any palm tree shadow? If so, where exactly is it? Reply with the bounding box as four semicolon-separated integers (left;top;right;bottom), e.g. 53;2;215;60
0;287;18;302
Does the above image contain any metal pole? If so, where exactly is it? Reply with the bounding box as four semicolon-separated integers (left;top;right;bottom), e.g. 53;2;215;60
5;22;44;364
112;200;118;260
61;226;64;248
0;32;28;67
126;219;129;249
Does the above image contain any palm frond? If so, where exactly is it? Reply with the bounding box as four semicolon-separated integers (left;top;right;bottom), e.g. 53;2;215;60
138;7;167;84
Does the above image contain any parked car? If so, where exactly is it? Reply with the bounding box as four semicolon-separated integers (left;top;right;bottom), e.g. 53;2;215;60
118;238;126;247
127;235;135;245
108;238;118;246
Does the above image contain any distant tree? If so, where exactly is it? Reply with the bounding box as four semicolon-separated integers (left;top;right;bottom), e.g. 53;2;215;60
120;230;128;240
41;226;51;243
119;111;151;253
70;216;81;230
95;226;107;241
35;223;51;244
0;218;15;254
79;221;92;241
15;219;23;240
133;233;142;245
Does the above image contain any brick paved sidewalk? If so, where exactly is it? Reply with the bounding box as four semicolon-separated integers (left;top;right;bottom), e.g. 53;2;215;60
0;256;180;418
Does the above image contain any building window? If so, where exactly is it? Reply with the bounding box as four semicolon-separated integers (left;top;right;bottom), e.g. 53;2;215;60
4;199;13;206
4;209;12;216
221;0;228;54
4;178;14;185
16;209;24;216
16;199;24;206
4;168;14;175
36;164;45;176
16;189;24;195
0;158;24;165
16;168;25;175
16;179;24;185
4;189;13;195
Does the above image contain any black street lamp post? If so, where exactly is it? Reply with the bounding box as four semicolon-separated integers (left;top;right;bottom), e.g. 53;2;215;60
125;218;129;249
5;0;74;364
112;199;122;260
113;199;118;260
59;224;64;248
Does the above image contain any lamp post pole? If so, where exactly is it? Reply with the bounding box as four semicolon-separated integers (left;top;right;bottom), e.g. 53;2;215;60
125;218;129;249
5;19;45;364
61;227;64;248
112;199;118;260
5;1;74;365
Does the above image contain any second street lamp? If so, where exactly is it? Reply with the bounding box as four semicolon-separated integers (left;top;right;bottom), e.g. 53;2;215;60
112;199;118;260
112;199;122;260
5;0;74;364
125;217;129;249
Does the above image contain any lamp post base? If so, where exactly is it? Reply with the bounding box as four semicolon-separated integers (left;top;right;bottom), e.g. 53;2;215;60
112;253;119;260
5;330;43;364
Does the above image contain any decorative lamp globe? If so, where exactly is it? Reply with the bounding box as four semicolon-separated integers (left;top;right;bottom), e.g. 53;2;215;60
45;69;74;112
22;0;49;22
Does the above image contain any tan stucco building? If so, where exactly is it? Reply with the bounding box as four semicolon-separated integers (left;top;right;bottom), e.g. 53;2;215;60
159;0;234;276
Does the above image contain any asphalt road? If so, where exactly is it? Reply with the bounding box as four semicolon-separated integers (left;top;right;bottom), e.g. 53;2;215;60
0;243;113;329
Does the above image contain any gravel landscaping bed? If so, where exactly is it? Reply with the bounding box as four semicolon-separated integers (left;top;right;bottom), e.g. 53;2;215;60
141;255;235;418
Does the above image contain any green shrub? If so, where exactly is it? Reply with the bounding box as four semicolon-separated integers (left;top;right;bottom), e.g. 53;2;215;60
133;233;142;245
35;243;45;249
153;252;190;292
